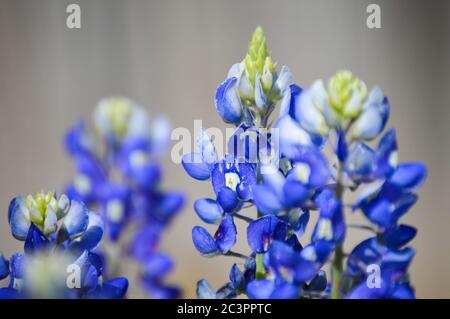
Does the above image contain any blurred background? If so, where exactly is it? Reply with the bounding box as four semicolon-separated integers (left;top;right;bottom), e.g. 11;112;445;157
0;0;449;298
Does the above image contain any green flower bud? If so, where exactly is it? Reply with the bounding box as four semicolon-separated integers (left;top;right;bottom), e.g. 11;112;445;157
244;27;272;91
327;70;367;119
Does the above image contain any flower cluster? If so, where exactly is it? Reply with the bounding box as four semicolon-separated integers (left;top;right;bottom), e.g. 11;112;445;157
65;97;184;298
1;191;128;298
183;27;426;299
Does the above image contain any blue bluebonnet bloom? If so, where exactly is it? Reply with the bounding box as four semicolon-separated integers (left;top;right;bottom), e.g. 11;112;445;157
183;27;426;299
1;191;128;299
65;97;184;298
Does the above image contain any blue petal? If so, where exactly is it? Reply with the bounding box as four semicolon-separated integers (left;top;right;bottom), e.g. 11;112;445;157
390;283;415;299
65;120;93;156
247;280;275;299
141;278;181;299
344;143;376;183
215;77;242;124
156;191;185;221
24;223;50;254
194;198;224;224
290;146;330;187
97;277;128;299
375;128;398;178
82;264;99;292
142;254;174;278
273;115;312;159
214;214;237;253
236;163;257;200
229;264;245;291
182;152;212;180
350;88;390;140
0;288;20;299
363;198;391;227
197;279;217;299
270;282;299;299
0;254;9;280
254;73;267;110
247;215;286;253
347;281;387;299
388;162;427;192
70;212;104;253
217;187;239;212
192;226;220;256
283;180;309;207
287;208;310;237
266;241;298;280
8;196;30;240
62;200;89;239
383;225;417;249
196;128;217;165
131;162;161;191
252;185;283;214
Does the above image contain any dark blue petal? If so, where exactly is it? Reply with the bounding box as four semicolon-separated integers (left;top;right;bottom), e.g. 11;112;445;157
214;214;237;253
194;198;224;224
307;270;327;292
192;226;220;256
215;77;242;124
217;187;239;212
24;223;50;254
336;129;348;162
182;152;212;180
247;280;275;299
252;185;283;215
383;225;417;249
388;163;427;192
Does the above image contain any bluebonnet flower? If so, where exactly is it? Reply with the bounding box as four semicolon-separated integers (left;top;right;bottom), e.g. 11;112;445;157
184;27;426;299
65;97;184;298
1;191;128;299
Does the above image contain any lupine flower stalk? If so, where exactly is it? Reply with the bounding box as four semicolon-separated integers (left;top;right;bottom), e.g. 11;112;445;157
183;27;426;299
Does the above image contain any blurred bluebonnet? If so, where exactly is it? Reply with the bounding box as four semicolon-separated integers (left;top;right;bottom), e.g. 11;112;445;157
183;27;426;299
1;191;128;299
65;97;184;298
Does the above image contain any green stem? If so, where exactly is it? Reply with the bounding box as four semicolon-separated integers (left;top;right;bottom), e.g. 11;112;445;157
331;244;343;299
331;161;345;299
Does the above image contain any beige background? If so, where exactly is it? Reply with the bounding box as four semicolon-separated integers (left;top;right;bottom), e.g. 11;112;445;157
0;0;449;298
